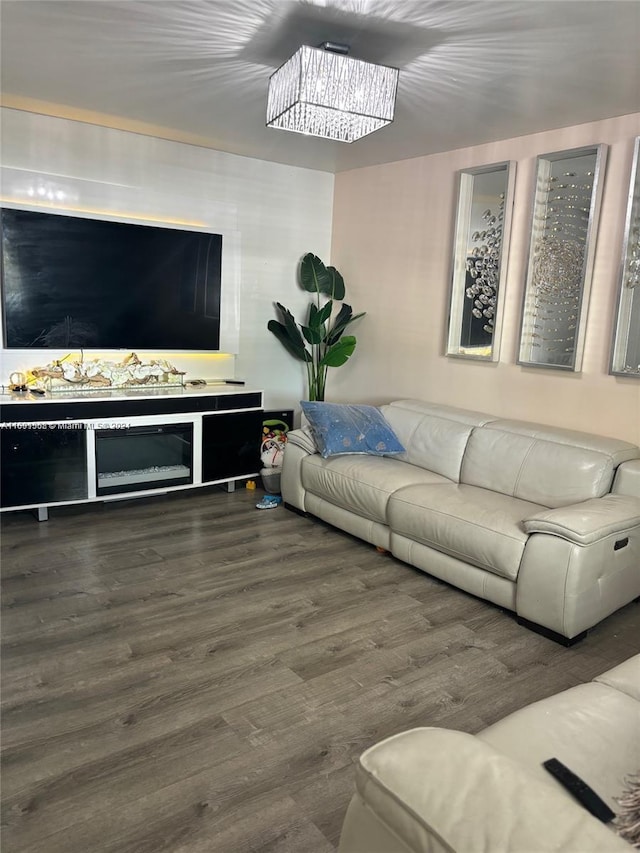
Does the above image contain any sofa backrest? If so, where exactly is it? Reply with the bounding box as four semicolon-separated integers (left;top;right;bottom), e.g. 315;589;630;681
380;400;496;483
460;419;640;508
613;459;640;498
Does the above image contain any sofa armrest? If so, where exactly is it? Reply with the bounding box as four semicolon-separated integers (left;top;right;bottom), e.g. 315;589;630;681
523;495;640;545
517;495;640;637
281;427;318;512
286;426;318;456
339;728;628;853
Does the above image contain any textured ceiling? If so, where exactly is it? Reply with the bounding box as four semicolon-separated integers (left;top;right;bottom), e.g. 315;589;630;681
1;0;639;173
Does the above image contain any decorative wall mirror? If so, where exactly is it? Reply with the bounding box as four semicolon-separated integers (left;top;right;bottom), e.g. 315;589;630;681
446;162;516;361
610;136;640;377
518;144;607;371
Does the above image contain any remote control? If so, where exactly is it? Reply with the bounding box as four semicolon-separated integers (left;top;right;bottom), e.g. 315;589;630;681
543;758;615;823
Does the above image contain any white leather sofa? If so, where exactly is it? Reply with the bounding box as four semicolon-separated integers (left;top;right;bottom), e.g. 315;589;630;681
338;655;640;853
282;400;640;642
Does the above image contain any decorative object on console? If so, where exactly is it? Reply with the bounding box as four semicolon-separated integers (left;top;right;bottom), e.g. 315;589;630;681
518;144;608;371
8;371;28;392
300;401;405;459
266;42;398;143
28;352;186;391
268;253;365;401
611;136;640;377
446;161;516;361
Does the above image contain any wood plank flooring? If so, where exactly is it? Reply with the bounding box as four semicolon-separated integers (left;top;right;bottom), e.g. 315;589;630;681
2;487;639;852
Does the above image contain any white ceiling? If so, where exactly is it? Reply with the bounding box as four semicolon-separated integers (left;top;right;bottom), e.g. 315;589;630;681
1;0;639;174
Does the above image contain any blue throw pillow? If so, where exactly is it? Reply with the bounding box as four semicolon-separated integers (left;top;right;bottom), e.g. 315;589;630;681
300;402;405;459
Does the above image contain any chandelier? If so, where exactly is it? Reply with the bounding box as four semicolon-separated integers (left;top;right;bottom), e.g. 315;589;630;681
266;43;399;143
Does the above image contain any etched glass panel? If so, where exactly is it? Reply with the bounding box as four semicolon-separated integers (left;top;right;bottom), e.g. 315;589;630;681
518;145;607;371
610;136;640;377
446;162;516;361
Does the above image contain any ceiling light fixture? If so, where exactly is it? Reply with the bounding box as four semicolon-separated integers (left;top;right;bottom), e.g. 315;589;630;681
266;42;399;143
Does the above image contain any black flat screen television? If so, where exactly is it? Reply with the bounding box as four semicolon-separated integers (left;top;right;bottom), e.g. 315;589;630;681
0;208;223;350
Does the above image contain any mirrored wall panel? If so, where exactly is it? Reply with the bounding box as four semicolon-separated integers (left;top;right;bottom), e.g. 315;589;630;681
518;144;607;371
446;161;516;361
610;136;640;377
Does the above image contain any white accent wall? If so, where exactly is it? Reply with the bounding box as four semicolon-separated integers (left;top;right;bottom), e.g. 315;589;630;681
331;113;640;445
0;108;334;409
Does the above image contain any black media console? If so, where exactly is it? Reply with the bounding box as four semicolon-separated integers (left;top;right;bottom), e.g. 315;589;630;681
0;386;263;520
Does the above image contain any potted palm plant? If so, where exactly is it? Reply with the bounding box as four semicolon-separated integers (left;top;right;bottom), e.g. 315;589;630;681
268;253;365;401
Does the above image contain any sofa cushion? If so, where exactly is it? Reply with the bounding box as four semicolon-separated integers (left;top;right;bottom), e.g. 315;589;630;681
461;419;639;508
487;419;640;468
479;682;640;813
595;656;640;702
300;402;405;458
388;483;545;580
461;428;616;508
301;455;450;524
385;399;496;427
381;400;495;483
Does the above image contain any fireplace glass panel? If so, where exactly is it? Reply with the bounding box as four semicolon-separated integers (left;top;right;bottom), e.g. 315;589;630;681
95;423;193;495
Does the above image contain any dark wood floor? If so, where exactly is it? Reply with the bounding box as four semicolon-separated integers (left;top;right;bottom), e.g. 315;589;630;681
1;487;638;853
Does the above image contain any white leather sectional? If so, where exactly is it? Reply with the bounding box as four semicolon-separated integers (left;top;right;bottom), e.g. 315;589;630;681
281;400;640;642
338;655;640;852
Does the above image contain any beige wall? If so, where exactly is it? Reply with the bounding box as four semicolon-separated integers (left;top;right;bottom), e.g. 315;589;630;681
331;113;640;444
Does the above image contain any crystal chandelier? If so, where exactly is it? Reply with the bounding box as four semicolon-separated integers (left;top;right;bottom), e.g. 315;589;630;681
266;43;399;143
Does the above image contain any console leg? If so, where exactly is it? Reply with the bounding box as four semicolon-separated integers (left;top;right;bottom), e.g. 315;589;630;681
516;616;587;647
33;506;49;522
226;480;236;493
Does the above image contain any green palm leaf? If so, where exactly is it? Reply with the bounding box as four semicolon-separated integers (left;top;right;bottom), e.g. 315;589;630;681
326;305;366;345
299;253;331;295
268;303;311;362
309;301;333;328
301;323;324;345
319;335;357;367
326;266;345;301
